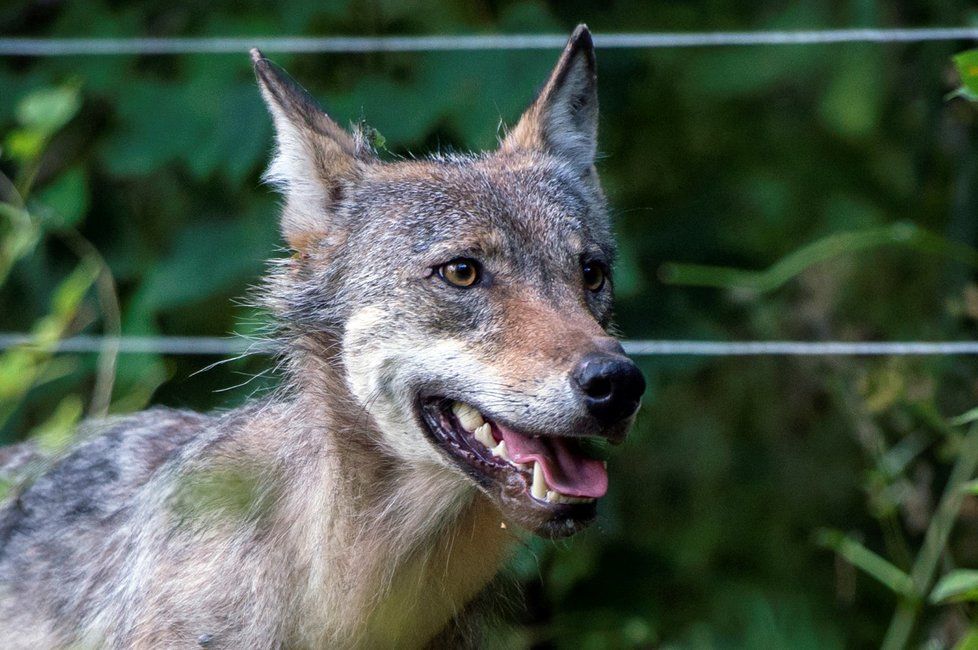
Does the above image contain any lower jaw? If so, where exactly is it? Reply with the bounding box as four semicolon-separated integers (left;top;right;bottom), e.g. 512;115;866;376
503;494;597;538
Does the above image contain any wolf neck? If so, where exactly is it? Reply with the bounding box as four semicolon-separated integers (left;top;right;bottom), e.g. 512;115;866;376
273;345;513;646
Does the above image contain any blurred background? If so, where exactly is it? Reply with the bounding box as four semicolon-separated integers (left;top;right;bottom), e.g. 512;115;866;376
2;1;978;647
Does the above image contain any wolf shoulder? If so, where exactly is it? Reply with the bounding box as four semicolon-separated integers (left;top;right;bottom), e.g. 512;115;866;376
0;407;211;519
0;407;217;579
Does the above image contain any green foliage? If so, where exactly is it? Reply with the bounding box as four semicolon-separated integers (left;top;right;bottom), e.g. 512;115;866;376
660;222;978;293
950;49;978;102
930;570;978;604
2;1;978;647
815;530;915;598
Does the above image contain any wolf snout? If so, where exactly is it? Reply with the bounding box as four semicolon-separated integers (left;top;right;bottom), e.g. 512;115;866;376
572;351;646;426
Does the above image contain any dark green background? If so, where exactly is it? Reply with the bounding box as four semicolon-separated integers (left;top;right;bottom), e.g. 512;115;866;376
2;1;978;647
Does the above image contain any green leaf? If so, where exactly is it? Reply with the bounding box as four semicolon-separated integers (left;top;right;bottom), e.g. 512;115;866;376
363;126;386;151
50;259;99;323
0;203;41;283
952;49;978;102
951;406;978;427
815;529;916;597
959;479;978;495
36;166;89;227
3;129;46;162
30;395;84;453
929;569;978;604
15;84;82;136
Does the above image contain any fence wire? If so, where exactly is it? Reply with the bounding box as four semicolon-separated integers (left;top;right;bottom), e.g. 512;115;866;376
2;26;976;359
1;28;978;56
0;333;976;357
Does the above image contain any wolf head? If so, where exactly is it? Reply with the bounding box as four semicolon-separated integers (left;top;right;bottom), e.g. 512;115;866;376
253;25;644;538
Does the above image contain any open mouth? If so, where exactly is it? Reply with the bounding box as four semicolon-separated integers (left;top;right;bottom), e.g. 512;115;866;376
418;397;607;534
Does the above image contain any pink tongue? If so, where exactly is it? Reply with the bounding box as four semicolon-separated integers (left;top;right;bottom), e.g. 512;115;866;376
498;426;608;498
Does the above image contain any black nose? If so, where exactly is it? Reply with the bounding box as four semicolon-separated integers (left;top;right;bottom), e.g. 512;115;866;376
572;352;646;425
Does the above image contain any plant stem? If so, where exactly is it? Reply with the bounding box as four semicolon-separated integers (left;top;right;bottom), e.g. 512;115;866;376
882;423;978;649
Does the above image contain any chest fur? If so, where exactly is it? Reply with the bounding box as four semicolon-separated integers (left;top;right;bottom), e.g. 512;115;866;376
358;496;512;647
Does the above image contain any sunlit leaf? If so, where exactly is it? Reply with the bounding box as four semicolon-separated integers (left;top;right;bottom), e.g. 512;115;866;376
958;479;978;495
15;84;82;136
50;259;99;323
952;49;978;103
951;406;978;427
930;569;978;604
3;129;46;162
30;395;83;453
0;203;41;283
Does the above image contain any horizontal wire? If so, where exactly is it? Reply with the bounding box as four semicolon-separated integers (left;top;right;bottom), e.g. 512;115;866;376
0;333;976;357
1;28;978;56
621;340;978;356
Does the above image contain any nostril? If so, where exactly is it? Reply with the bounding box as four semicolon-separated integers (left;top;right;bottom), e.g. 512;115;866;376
583;375;613;400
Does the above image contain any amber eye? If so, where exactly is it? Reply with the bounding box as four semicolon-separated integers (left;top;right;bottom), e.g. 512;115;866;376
582;260;606;292
439;258;481;288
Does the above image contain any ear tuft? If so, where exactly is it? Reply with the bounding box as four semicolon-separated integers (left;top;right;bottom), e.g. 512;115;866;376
501;24;598;171
252;51;374;251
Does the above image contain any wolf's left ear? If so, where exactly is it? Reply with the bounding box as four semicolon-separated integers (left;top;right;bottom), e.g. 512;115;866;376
252;49;374;251
500;24;598;172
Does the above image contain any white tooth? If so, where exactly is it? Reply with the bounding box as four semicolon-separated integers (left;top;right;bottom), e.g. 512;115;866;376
490;440;511;463
531;462;548;500
544;490;594;504
451;402;484;432
474;423;494;448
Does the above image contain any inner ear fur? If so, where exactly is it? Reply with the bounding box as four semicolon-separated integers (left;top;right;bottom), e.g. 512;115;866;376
500;24;598;171
252;49;375;251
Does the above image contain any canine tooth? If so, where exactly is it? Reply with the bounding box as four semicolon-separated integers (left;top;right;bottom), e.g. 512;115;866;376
490;440;511;462
474;423;494;448
451;402;484;432
531;462;547;500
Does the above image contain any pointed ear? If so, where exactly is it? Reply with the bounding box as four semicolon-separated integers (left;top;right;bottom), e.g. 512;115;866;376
500;24;598;171
251;49;374;251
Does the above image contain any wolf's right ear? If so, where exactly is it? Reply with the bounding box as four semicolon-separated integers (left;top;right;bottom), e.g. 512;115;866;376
252;49;373;251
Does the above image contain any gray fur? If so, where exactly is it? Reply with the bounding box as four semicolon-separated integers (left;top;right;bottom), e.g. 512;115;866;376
0;24;635;648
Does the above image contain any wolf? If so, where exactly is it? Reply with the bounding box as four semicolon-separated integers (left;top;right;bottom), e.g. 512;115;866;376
0;24;644;648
